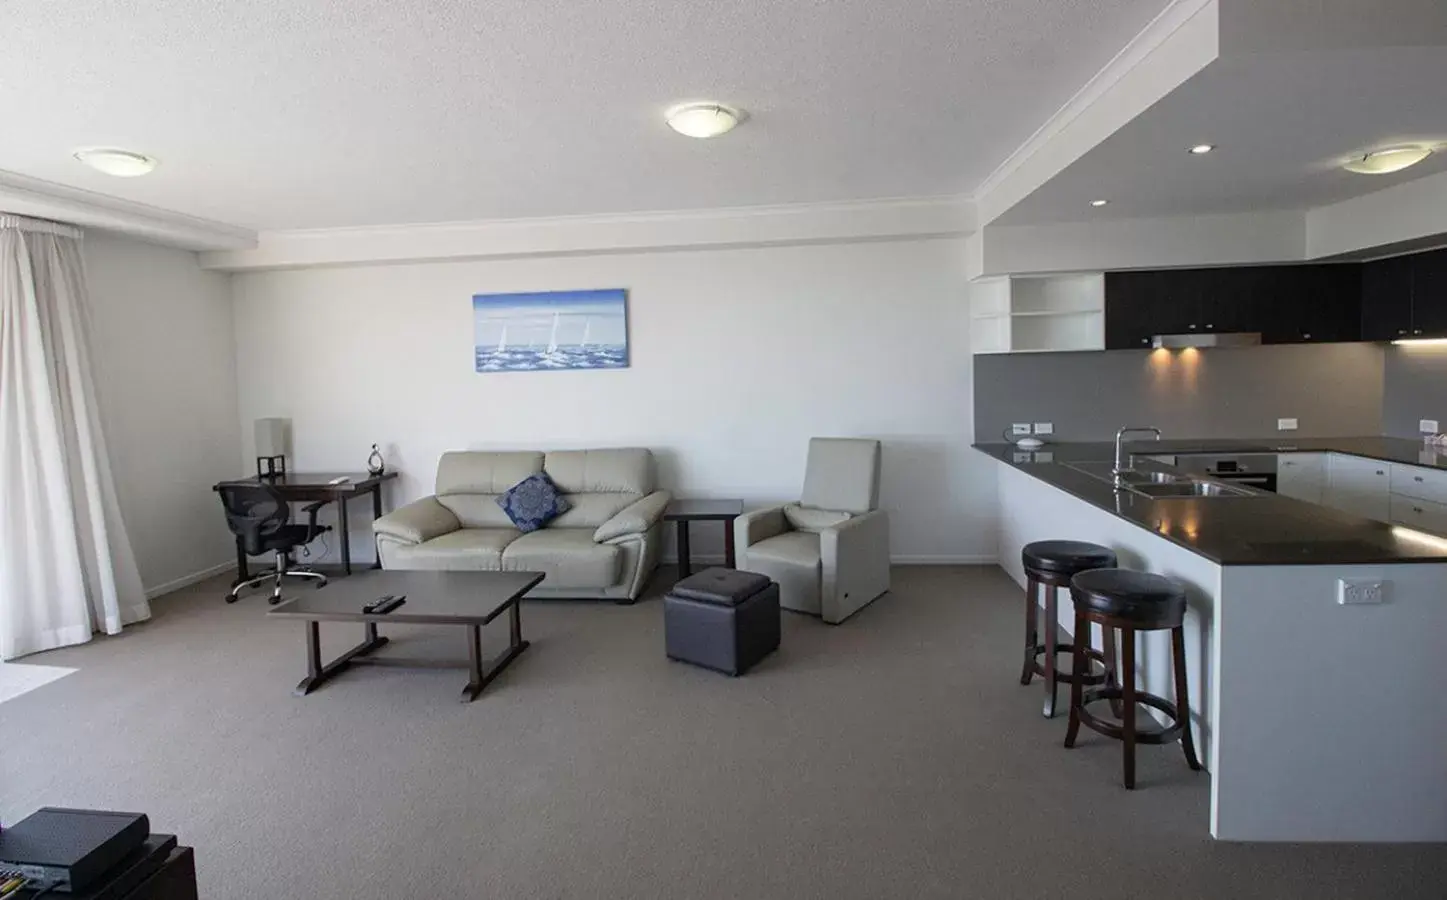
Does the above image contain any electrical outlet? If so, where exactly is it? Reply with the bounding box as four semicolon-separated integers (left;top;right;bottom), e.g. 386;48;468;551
1011;423;1032;436
1033;422;1054;435
1420;419;1439;434
1277;418;1298;431
1337;578;1386;605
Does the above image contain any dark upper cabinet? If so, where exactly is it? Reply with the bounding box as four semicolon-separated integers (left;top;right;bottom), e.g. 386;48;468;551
1104;264;1361;349
1360;255;1415;340
1411;248;1447;336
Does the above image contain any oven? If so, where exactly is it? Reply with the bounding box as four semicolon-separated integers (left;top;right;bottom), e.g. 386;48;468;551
1170;453;1278;493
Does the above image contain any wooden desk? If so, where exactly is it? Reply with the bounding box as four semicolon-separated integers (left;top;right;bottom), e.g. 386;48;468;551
213;471;398;578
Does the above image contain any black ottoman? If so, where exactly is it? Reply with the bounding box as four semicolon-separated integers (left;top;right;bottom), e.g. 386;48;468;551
665;568;780;676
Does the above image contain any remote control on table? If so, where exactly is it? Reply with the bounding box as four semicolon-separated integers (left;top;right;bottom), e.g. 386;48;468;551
369;595;406;614
363;594;394;613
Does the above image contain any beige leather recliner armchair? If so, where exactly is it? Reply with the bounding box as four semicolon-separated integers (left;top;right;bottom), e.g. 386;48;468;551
372;448;669;602
734;438;890;624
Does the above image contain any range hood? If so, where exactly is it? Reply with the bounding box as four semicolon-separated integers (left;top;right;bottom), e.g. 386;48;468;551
1151;332;1261;349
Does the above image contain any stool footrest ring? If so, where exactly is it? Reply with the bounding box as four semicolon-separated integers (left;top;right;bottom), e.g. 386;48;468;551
1074;688;1185;745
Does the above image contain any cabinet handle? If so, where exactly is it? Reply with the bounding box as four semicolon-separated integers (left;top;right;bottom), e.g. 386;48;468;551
1399;329;1408;335
1303;333;1312;339
1188;324;1198;330
1206;323;1215;329
1414;475;1424;482
1414;329;1423;335
1376;470;1385;476
1140;338;1149;345
1414;506;1425;514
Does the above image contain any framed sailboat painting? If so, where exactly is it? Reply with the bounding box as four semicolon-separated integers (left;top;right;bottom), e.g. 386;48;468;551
472;288;630;373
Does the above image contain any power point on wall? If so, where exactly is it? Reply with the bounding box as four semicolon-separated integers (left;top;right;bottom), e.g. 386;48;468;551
1420;419;1439;434
1338;578;1386;605
1011;423;1032;436
1277;418;1298;431
1033;422;1054;435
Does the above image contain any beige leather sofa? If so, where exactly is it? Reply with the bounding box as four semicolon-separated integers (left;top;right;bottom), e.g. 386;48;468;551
372;448;670;602
735;438;890;624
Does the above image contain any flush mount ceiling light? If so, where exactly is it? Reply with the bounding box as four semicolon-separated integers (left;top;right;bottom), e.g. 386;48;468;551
73;148;158;177
1090;199;1109;207
665;103;744;139
1188;143;1215;155
1342;146;1432;175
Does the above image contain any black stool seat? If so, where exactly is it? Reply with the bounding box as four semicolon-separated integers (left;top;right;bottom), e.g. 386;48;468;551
1070;569;1186;626
1022;540;1118;576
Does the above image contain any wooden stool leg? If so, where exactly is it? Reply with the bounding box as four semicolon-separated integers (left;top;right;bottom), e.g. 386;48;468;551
1063;609;1087;749
1041;583;1059;718
1172;625;1202;771
1020;575;1039;686
1121;627;1137;789
1101;624;1122;719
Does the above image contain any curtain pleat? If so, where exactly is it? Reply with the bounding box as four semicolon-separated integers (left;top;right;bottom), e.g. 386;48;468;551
0;220;148;659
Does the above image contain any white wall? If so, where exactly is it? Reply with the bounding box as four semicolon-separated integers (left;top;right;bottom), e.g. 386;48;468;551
85;232;241;595
230;237;997;564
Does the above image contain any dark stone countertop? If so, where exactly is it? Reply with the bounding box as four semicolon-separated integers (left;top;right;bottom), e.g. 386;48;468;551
973;438;1447;566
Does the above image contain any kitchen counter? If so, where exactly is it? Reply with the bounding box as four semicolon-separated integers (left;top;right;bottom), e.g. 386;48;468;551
973;439;1447;565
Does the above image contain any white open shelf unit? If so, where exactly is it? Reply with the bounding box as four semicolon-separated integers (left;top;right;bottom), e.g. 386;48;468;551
969;273;1105;354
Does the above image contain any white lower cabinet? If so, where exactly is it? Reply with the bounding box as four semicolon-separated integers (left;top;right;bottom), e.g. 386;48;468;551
1277;453;1327;504
1390;494;1447;534
1324;453;1390;522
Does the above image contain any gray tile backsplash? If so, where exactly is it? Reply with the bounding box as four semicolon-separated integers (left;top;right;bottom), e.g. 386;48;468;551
974;343;1386;442
1383;345;1447;438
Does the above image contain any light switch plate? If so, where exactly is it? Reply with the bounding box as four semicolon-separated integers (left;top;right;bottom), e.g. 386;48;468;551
1011;423;1032;436
1338;578;1386;605
1420;419;1439;434
1033;422;1054;435
1277;418;1299;431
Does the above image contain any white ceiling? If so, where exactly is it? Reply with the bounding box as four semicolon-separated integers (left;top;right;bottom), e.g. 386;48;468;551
993;45;1447;226
0;0;1171;231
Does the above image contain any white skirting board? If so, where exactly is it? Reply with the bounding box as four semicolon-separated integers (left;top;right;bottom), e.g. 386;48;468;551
144;560;236;600
667;555;996;566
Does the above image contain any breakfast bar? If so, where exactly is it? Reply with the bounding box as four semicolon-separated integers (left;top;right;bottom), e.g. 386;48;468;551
976;439;1447;842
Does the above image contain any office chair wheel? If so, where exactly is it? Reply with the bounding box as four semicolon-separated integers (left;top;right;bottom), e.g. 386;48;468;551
268;594;283;606
225;593;240;604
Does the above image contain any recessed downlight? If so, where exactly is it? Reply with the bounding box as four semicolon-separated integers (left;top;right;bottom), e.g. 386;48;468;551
73;148;158;177
1090;199;1109;207
1342;146;1432;175
1188;143;1215;155
665;103;745;139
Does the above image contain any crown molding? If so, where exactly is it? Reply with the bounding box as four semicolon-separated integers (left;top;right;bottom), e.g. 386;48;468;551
972;0;1219;226
0;171;255;251
199;196;975;271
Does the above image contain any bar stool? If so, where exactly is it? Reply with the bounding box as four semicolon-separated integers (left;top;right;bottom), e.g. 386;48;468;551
1020;540;1119;718
1063;568;1202;789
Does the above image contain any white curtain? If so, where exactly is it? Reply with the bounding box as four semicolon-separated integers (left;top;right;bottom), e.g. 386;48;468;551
0;214;148;660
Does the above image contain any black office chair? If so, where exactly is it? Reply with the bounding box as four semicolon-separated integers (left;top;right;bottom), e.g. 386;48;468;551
218;484;331;604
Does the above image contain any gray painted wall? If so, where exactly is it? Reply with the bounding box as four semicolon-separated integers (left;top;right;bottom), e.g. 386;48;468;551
974;343;1386;442
1383;346;1447;438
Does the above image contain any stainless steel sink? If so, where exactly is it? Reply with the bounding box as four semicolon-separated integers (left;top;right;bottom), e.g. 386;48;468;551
1061;460;1261;498
1129;481;1254;498
1063;461;1190;484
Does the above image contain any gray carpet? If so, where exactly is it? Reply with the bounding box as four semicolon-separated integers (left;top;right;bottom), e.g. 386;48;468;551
2;565;1442;899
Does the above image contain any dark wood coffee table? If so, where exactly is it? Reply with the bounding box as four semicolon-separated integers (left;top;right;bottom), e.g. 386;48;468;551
664;499;745;578
268;570;544;703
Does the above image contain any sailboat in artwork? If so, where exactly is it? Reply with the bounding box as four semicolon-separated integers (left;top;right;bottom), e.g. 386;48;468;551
580;318;591;350
496;324;509;353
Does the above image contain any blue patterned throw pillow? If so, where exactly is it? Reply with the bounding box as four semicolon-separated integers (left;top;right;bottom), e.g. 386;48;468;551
496;473;571;532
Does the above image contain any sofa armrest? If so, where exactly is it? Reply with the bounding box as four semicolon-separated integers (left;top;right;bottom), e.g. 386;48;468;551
594;490;673;543
735;505;790;550
819;509;891;624
372;496;461;545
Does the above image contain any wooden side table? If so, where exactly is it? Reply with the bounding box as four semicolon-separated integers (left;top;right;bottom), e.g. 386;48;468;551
663;499;744;578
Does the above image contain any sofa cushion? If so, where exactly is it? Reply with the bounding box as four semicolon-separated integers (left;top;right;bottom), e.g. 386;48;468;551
496;473;571;533
436;451;544;495
502;529;621;588
388;528;521;570
548;492;639;529
782;504;853;533
544;448;654;494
